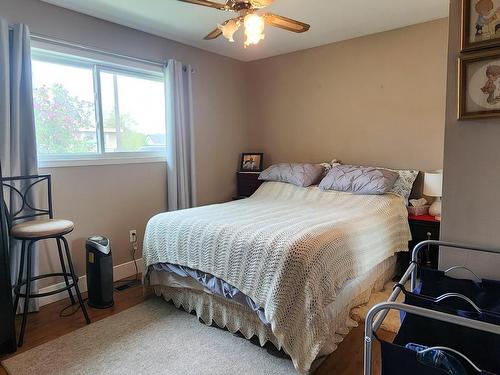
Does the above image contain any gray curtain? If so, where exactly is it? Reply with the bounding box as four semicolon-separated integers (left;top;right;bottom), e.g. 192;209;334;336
0;19;39;312
164;59;196;211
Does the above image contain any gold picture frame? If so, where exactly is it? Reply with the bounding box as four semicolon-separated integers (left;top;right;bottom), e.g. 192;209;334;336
459;48;500;119
462;0;500;51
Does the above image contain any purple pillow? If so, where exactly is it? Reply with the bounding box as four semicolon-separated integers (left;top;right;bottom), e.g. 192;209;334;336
319;165;399;195
259;163;324;187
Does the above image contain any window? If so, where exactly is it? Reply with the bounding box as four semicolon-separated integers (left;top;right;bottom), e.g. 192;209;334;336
31;49;166;165
99;70;166;153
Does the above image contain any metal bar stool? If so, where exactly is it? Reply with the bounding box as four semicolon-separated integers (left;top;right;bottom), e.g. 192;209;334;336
1;173;90;347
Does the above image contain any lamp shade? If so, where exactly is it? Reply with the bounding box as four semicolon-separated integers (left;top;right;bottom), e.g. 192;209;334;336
423;171;443;197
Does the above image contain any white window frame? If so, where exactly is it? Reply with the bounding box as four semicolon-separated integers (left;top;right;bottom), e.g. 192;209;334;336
32;48;167;168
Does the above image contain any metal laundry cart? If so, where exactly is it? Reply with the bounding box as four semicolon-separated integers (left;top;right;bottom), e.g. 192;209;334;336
363;240;500;374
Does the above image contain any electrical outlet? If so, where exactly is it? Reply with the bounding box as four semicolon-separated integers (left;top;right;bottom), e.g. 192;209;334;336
129;230;137;243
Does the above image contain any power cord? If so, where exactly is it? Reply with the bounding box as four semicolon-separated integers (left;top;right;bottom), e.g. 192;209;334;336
59;297;88;317
58;240;141;317
113;241;140;290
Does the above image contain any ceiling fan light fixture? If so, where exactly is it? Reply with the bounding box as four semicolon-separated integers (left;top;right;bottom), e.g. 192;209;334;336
218;18;241;42
179;0;310;46
243;13;265;47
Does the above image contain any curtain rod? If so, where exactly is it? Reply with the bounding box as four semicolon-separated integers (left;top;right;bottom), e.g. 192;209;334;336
8;25;196;73
8;24;166;68
30;32;166;68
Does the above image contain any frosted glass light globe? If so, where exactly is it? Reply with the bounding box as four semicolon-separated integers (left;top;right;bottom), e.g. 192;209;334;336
219;18;241;42
244;14;265;47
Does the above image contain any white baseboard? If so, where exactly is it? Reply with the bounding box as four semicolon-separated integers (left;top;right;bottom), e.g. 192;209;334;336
37;258;144;307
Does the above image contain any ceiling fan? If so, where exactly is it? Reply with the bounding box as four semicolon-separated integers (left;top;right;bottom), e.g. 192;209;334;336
177;0;310;47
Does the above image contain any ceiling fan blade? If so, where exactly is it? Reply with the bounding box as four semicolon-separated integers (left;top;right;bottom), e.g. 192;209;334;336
263;13;310;33
204;27;223;40
177;0;228;11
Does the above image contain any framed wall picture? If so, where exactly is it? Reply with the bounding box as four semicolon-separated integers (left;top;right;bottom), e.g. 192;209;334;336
462;0;500;51
459;49;500;119
240;153;263;172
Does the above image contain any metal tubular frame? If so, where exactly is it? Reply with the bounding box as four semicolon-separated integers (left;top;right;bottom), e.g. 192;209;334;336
1;174;53;227
364;302;500;375
364;240;500;374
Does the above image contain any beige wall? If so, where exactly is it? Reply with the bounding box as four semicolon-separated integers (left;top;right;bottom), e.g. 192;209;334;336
439;0;500;279
246;19;448;171
1;0;453;286
38;163;166;280
1;0;249;282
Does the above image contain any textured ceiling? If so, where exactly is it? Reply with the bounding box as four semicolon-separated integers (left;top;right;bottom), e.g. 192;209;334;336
41;0;449;61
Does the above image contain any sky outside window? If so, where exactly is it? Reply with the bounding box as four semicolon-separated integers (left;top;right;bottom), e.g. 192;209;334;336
31;51;166;158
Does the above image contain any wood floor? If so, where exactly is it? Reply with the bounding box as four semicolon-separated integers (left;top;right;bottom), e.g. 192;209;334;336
0;282;393;375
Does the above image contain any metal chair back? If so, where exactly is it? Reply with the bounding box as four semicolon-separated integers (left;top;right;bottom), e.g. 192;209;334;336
1;171;53;230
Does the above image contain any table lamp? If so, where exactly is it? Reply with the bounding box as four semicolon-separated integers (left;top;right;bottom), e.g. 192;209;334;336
424;170;443;221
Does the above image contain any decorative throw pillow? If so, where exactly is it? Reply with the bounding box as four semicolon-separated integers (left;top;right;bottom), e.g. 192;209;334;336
319;165;399;195
259;163;325;187
319;159;342;178
388;169;419;202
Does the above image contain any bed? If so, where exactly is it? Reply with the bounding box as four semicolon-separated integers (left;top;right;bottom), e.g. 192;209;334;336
143;181;411;374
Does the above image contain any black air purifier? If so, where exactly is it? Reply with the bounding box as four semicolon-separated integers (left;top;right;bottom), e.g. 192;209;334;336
86;236;114;309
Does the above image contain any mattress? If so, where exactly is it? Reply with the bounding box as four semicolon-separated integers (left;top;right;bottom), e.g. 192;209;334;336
143;181;410;373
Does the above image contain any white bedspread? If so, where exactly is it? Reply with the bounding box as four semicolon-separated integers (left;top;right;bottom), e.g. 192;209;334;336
143;181;410;373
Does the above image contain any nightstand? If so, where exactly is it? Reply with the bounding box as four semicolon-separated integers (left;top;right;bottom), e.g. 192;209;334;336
409;215;440;267
395;215;441;279
236;171;263;198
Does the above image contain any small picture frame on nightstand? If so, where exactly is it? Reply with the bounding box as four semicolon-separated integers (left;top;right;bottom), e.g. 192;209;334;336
240;153;263;172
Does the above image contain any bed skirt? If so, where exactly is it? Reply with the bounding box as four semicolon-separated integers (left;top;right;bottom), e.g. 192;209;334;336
150;255;397;373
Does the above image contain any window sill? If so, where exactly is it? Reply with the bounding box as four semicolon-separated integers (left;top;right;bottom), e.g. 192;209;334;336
38;155;166;168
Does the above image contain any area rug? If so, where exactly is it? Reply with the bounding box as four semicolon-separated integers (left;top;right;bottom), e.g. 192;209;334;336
351;281;406;333
2;298;296;375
